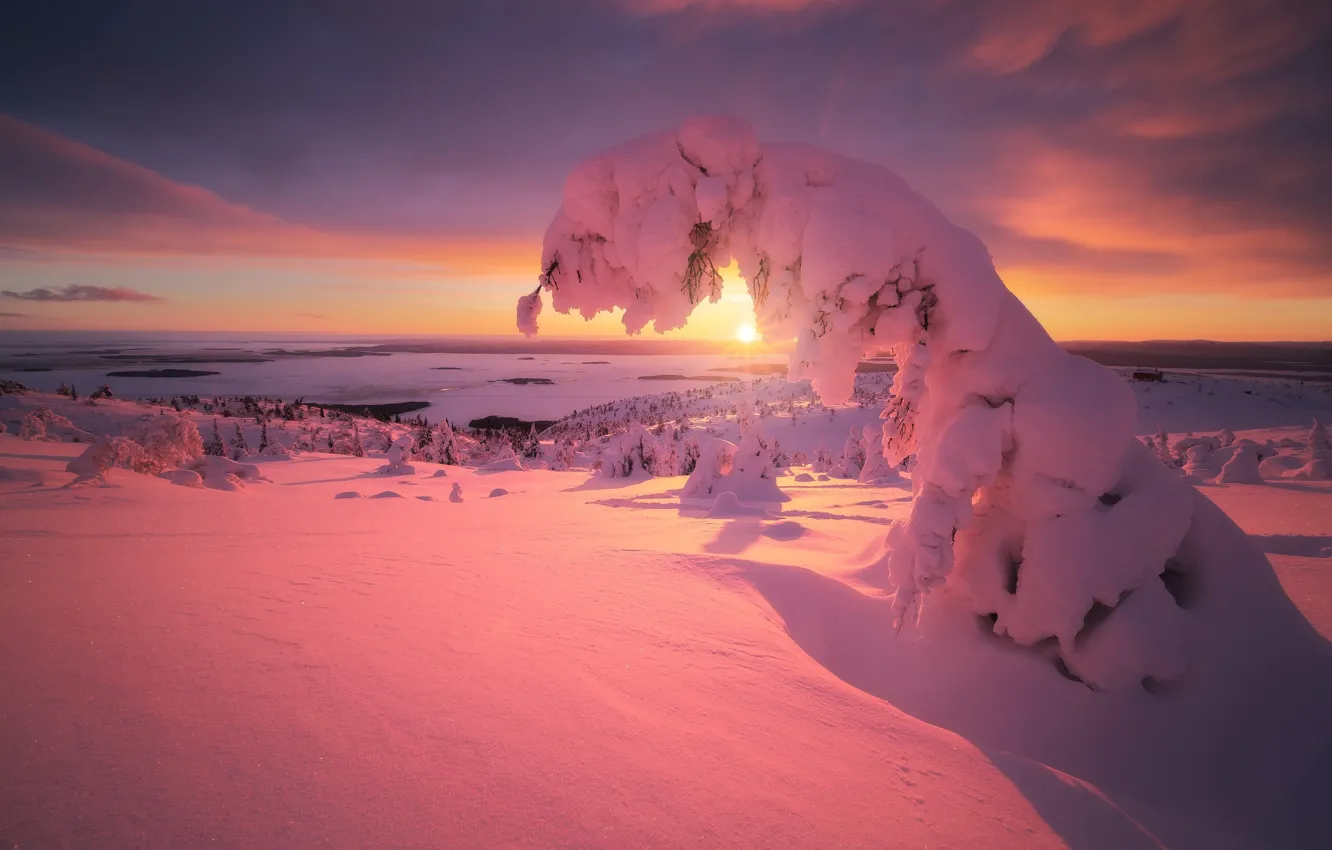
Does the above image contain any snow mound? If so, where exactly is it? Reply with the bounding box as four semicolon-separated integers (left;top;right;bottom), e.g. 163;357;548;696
369;490;405;499
794;472;814;482
1217;445;1263;484
761;520;807;540
488;488;509;498
334;491;363;499
430;469;449;478
480;456;524;472
1286;458;1332;481
519;115;1331;694
159;469;203;488
706;491;774;519
185;456;272;491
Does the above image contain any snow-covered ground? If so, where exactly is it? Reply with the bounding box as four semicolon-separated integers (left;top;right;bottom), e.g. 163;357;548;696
6;114;1332;850
2;375;1330;848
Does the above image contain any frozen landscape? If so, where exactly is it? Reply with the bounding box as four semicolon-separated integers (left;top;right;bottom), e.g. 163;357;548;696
3;115;1332;849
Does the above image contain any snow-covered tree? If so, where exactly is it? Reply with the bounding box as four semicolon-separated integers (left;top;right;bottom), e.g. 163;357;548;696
679;437;737;500
204;420;226;456
1307;419;1331;461
858;422;900;484
230;422;249;460
513;115;1299;692
839;426;865;479
725;418;789;503
351;425;366;458
604;422;659;478
521;425;542;459
432;420;462;466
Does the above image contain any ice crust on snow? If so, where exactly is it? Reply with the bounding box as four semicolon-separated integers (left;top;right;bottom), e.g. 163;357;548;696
519;114;1308;690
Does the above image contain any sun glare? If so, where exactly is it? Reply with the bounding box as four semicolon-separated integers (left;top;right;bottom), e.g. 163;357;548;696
735;323;758;344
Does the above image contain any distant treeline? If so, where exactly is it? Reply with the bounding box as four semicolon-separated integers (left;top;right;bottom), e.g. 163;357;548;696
313;401;432;421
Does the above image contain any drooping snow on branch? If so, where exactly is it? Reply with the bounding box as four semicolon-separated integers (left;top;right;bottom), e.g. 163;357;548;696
520;116;1215;689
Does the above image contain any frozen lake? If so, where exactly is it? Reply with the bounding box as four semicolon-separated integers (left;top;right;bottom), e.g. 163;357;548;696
0;333;790;424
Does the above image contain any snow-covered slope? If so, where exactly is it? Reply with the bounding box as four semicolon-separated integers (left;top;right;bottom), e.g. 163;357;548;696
3;397;1332;846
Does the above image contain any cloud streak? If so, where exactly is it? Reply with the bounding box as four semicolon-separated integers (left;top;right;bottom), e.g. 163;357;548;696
1;285;163;302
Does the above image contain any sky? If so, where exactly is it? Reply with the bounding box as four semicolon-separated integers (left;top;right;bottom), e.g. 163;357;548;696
1;0;1329;341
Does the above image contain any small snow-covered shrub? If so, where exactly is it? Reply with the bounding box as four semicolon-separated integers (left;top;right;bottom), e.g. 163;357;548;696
66;438;144;484
18;412;47;440
134;414;204;475
380;435;416;475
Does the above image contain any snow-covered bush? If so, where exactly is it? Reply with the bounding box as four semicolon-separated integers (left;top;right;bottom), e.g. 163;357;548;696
63;415;202;484
602;422;660;478
18;412;48;440
380;434;416;475
66;438;144;485
134;415;203;475
516;115;1280;690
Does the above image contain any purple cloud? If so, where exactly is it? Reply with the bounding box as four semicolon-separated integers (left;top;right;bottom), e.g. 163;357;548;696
1;285;163;302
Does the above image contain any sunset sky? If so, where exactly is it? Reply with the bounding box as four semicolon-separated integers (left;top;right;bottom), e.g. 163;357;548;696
1;0;1329;340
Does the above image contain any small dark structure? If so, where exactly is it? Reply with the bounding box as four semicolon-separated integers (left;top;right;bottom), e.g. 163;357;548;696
1132;369;1165;382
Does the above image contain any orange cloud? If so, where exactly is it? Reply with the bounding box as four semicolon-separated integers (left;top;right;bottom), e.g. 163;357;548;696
973;133;1330;299
965;0;1329;84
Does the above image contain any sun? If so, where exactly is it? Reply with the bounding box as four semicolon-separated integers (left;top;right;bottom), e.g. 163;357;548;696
735;323;758;344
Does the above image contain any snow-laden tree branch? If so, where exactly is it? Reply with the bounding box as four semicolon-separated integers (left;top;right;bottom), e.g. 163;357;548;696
519;116;1199;689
